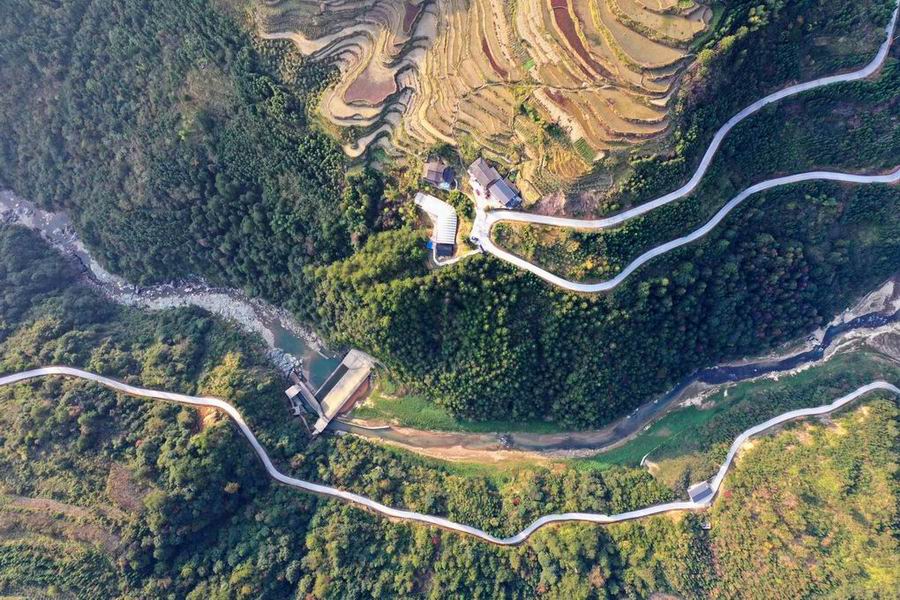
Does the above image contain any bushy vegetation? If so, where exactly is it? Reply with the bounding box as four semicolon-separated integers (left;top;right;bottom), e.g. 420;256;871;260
316;180;900;426
308;0;900;428
498;57;900;281
0;0;358;317
0;0;897;431
609;0;897;209
1;226;898;598
710;398;899;598
587;349;900;481
0;226;714;598
0;0;898;596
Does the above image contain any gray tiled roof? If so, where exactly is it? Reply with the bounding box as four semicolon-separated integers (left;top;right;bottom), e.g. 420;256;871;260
468;157;500;188
488;178;521;207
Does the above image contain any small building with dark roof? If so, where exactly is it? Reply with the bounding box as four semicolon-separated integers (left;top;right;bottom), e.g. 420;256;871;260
488;178;522;208
468;157;501;196
422;159;456;190
434;243;455;257
468;157;522;208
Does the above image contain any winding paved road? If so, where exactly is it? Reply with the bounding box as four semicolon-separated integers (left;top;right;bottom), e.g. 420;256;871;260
4;2;900;547
1;367;896;545
470;2;899;292
482;169;900;292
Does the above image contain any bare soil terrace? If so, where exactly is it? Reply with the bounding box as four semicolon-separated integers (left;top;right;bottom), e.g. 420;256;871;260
257;0;713;197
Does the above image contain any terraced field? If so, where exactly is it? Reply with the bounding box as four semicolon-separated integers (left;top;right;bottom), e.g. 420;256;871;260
256;0;712;198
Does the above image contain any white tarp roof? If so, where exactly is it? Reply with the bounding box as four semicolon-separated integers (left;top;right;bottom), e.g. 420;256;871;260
414;192;458;245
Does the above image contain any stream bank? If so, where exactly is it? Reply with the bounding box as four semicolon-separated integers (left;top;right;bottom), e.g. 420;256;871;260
336;277;900;457
4;188;898;461
0;190;340;386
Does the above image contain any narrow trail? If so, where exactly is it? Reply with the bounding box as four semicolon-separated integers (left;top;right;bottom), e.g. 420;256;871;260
468;2;900;292
1;367;896;545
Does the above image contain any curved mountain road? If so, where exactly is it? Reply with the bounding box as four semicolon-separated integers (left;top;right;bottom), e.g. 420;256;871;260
482;169;900;292
471;2;899;292
1;367;896;545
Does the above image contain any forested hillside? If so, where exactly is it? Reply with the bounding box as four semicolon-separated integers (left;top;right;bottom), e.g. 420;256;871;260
0;226;710;597
606;0;897;208
0;226;896;598
0;0;898;430
309;0;900;427
0;0;360;315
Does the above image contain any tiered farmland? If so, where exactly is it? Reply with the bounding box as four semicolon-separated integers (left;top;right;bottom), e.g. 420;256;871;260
257;0;712;199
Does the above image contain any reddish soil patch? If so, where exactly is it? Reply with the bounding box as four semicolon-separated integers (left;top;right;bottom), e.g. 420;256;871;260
403;2;423;34
344;69;398;106
546;89;576;111
551;0;612;79
481;38;508;79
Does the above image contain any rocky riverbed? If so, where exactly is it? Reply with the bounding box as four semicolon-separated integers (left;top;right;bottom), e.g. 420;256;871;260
1;190;339;383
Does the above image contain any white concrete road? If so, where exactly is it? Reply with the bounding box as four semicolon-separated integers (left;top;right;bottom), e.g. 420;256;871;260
482;169;900;292
469;2;899;292
1;367;896;545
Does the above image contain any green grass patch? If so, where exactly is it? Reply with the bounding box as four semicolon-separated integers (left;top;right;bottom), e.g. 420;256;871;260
573;138;595;163
522;58;536;71
578;405;716;470
352;379;564;434
436;457;546;484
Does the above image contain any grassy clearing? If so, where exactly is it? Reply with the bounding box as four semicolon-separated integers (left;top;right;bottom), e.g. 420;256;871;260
351;378;565;434
579;404;715;468
573;137;596;162
431;456;549;484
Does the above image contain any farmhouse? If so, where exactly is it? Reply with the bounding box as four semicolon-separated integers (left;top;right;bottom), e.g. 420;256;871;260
422;159;456;190
414;192;458;257
468;157;501;196
467;157;522;208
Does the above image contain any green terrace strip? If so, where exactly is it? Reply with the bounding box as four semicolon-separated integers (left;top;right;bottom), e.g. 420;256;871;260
1;367;896;545
467;1;900;291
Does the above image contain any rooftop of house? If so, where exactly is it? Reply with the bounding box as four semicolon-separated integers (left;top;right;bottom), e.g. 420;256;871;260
422;159;456;185
488;177;521;207
687;481;713;503
468;157;500;189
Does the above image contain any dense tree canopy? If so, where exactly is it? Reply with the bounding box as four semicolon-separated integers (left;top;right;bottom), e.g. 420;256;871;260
1;226;896;599
0;0;349;315
0;0;897;429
